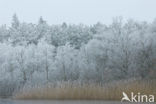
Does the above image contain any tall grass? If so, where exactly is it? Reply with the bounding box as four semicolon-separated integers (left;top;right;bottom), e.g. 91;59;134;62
14;79;156;101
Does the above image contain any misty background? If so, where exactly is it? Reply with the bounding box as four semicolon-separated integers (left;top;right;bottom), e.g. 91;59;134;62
0;0;156;25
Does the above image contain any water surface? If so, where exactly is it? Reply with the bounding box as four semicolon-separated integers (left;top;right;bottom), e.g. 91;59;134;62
0;99;151;104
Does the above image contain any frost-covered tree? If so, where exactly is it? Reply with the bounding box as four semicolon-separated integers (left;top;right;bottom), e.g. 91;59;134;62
12;14;20;29
54;44;79;81
0;25;9;42
15;47;27;85
37;40;55;83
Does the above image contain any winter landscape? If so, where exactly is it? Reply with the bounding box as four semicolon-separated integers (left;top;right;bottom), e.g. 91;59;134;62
0;0;156;104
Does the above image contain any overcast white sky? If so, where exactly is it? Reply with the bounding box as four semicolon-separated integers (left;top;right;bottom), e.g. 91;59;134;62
0;0;156;25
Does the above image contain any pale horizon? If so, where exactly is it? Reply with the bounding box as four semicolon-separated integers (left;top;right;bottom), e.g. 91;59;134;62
0;0;156;26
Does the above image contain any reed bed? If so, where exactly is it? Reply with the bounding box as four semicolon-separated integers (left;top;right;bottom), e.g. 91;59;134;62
14;79;156;101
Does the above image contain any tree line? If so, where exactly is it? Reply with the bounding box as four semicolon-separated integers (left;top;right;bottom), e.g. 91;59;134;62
0;15;156;96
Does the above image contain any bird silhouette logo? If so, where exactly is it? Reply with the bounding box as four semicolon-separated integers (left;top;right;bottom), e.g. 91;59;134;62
121;92;131;102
